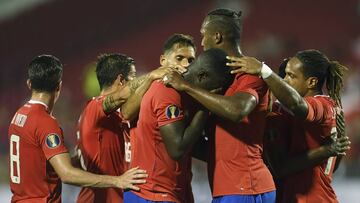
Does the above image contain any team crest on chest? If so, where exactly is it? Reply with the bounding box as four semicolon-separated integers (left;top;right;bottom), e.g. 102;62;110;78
46;133;61;149
165;105;180;119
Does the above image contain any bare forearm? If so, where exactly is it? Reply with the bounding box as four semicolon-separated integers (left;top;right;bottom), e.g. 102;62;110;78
122;74;153;120
183;84;253;123
180;111;209;153
61;167;117;188
276;146;333;178
162;110;209;160
103;89;129;114
264;74;308;118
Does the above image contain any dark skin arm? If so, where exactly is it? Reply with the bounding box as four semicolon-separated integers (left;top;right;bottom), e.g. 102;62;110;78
268;135;350;178
163;72;257;123
191;133;209;162
227;56;308;119
49;153;147;190
159;110;209;160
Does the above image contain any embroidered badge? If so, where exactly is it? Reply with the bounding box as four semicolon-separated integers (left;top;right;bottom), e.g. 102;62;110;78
46;133;61;149
165;105;180;119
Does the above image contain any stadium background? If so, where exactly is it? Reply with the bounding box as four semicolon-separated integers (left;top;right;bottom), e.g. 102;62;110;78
0;0;359;202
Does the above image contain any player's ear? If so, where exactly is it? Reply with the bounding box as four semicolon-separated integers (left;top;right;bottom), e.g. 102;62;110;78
214;32;223;44
307;77;318;89
160;54;166;66
26;79;32;90
117;74;125;86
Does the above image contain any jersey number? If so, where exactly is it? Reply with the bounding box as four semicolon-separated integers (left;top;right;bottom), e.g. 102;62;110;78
10;134;20;184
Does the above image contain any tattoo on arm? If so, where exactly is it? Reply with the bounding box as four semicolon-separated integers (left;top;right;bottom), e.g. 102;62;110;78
128;75;148;93
103;95;117;114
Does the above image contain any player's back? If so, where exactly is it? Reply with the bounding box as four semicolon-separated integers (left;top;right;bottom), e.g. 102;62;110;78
76;97;126;203
131;81;193;203
8;101;67;203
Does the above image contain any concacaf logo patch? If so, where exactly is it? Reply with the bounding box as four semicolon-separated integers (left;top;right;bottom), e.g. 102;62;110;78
165;105;180;119
46;133;61;149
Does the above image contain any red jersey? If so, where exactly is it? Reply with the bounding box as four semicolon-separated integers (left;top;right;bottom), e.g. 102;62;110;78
76;96;129;203
8;100;68;203
208;73;275;197
281;95;338;203
130;81;193;203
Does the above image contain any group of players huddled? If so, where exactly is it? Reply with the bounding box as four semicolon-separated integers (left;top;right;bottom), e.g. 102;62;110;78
8;8;351;203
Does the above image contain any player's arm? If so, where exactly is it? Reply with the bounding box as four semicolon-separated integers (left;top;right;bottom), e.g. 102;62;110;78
270;135;350;178
102;86;130;115
49;153;147;190
121;67;173;121
163;72;257;123
227;56;308;119
159;110;209;160
191;135;209;162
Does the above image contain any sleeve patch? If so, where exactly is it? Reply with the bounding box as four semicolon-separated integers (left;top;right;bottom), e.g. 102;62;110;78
165;105;181;119
45;133;61;149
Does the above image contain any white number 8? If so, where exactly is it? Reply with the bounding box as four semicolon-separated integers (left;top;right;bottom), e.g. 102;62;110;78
10;134;20;184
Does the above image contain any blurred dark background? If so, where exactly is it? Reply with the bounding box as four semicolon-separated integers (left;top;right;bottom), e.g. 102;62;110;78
1;0;360;202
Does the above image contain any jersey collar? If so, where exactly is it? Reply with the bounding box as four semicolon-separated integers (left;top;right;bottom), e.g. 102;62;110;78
28;100;49;111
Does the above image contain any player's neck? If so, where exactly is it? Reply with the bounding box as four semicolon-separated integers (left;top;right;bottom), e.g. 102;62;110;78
100;85;116;96
30;92;55;111
222;43;243;57
305;89;323;97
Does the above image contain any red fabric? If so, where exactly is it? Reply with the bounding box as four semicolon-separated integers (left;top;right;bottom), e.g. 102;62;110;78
76;96;128;203
130;81;193;203
8;102;68;203
281;95;338;203
208;73;275;197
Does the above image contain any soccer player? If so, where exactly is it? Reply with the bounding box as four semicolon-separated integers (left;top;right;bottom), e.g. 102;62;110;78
124;36;233;202
75;53;173;203
123;33;197;203
163;9;276;202
226;49;348;202
8;55;147;203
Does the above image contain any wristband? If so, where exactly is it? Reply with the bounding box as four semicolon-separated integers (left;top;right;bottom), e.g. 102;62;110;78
260;62;273;79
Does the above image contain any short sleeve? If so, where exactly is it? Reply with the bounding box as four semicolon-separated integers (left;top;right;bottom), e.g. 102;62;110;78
153;85;184;127
39;118;68;160
227;74;268;103
305;97;330;123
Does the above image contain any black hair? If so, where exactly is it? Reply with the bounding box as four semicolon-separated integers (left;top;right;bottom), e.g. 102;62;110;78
295;49;347;137
96;53;134;90
28;54;63;92
278;58;290;78
205;8;243;42
184;48;234;90
163;34;196;54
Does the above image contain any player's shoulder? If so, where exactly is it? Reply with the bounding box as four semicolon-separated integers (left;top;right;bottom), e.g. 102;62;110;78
150;81;180;97
306;95;335;107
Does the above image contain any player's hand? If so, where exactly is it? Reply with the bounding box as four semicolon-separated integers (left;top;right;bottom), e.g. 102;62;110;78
149;66;174;80
325;135;351;156
116;166;148;191
162;71;189;91
226;56;262;75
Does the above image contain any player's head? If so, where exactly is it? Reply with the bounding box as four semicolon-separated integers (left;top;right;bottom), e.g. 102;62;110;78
27;54;63;97
160;34;196;70
201;8;242;51
96;53;135;90
278;58;290;79
183;48;234;91
284;49;347;100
